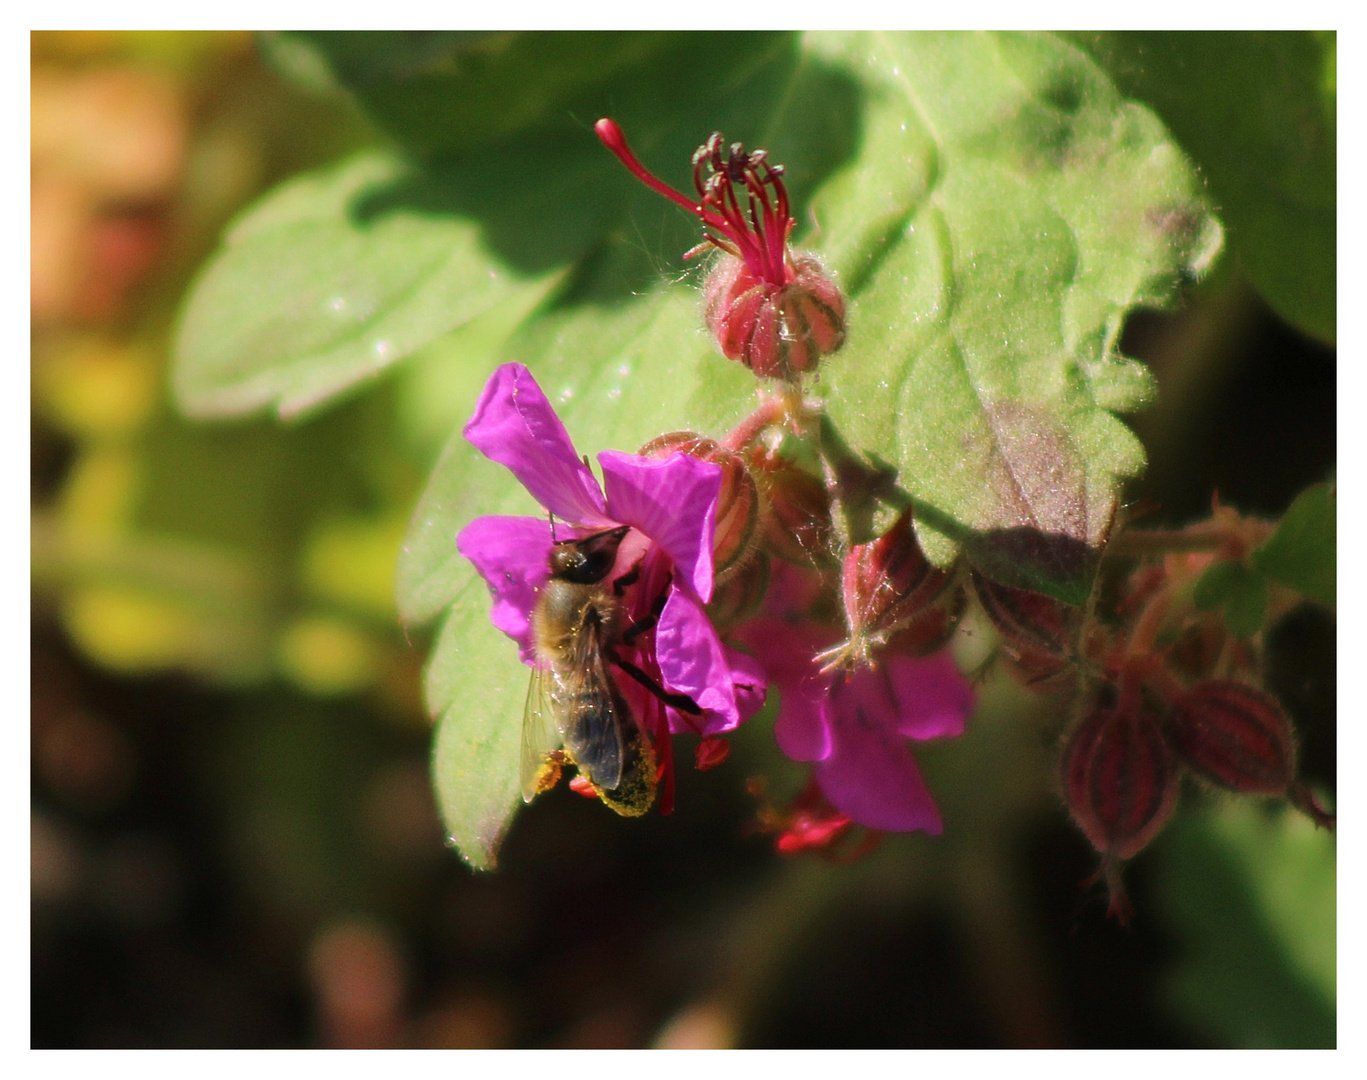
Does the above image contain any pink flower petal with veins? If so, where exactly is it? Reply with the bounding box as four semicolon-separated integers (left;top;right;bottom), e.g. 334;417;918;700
598;449;720;603
816;699;944;833
733;616;972;832
455;515;554;649
656;586;746;734
463;363;611;527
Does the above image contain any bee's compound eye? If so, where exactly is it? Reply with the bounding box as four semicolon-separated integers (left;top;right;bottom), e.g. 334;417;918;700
549;544;581;576
554;526;630;584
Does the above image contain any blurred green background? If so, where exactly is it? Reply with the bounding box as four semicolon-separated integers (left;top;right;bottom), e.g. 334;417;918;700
31;31;1334;1047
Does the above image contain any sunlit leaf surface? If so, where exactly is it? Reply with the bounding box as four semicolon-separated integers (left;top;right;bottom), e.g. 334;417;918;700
174;152;560;419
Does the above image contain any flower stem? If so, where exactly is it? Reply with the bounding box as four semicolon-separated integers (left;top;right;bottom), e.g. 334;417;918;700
1106;524;1227;558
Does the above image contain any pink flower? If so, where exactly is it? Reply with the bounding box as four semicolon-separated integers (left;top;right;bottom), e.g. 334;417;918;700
455;363;765;737
735;617;973;833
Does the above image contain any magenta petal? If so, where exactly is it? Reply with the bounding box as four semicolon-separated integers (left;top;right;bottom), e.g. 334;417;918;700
731;618;832;761
463;363;611;526
884;651;975;741
655;586;738;733
598;449;720;602
724;645;768;724
455;515;553;649
774;673;832;762
818;678;944;832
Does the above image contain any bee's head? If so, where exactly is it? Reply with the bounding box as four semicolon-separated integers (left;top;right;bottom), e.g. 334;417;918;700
549;524;631;584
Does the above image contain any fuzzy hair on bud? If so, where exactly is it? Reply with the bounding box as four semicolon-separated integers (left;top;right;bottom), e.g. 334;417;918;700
745;445;833;567
972;571;1081;659
842;509;951;637
1063;696;1180;862
817;509;959;670
704;252;846;382
1167;680;1296;795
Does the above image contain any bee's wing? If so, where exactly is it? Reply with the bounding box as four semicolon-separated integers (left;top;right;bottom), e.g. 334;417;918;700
521;664;564;803
564;627;626;792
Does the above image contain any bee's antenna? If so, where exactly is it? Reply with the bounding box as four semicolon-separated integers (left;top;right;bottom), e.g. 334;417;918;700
549;511;559;543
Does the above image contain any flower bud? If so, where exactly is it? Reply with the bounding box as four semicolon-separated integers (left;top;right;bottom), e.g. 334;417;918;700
1167;680;1295;795
971;571;1081;659
639;431;760;580
746;446;834;567
704;252;846;382
842;509;952;641
1063;694;1179;862
882;585;967;657
706;550;770;634
596;119;847;383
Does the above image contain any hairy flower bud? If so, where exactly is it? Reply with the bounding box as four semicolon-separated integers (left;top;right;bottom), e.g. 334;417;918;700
639;431;760;581
704;252;846;381
1063;694;1179;863
843;509;952;637
972;571;1081;658
882;586;967;657
1167;680;1295;795
817;509;958;669
746;447;833;567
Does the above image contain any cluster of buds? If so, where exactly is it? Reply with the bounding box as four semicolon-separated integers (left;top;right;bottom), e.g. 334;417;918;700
1061;661;1322;921
1045;508;1335;920
596;118;846;382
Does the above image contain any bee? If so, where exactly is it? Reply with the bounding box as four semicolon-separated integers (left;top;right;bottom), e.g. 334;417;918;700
523;525;658;816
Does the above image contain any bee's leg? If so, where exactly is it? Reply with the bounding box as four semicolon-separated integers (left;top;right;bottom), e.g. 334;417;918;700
611;564;641;596
610;654;702;715
620;570;674;643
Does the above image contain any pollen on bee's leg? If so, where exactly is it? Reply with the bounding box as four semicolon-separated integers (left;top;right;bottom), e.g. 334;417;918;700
528;755;564;800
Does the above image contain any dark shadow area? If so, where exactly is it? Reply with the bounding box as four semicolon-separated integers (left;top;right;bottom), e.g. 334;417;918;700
1021;822;1198;1047
1121;283;1335;525
741;902;996;1047
1264;602;1336;790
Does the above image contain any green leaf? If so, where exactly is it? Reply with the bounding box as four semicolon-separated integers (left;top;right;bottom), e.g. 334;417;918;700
273;31;681;156
1070;32;1335;344
397;31;1217;863
814;32;1219;602
426;571;532;871
173;151;557;419
1253;482;1336;608
1193;559;1270;639
1155;800;1335;1047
